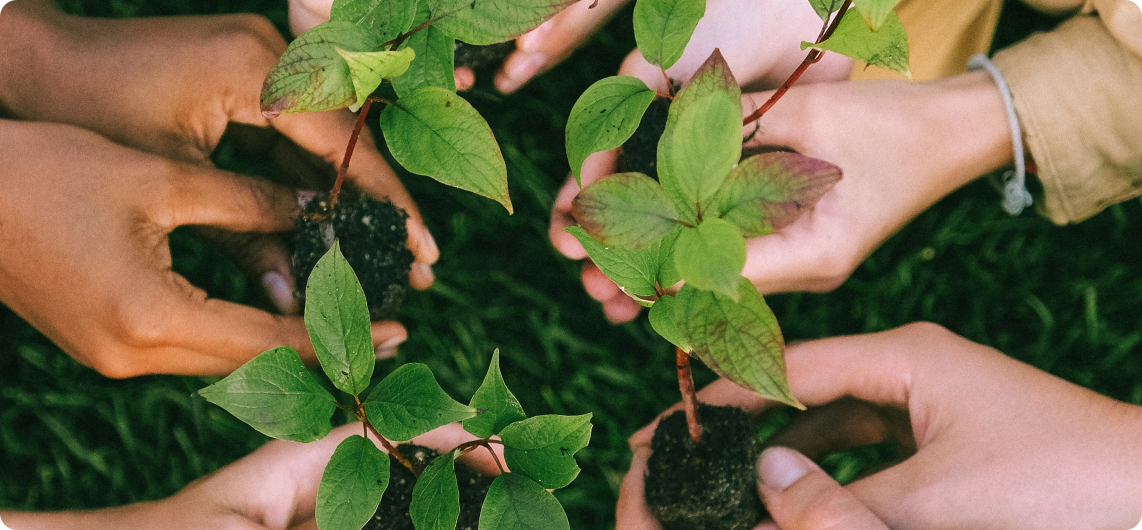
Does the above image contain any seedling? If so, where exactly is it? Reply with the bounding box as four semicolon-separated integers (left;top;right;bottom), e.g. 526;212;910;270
564;1;910;526
199;244;591;530
565;0;910;440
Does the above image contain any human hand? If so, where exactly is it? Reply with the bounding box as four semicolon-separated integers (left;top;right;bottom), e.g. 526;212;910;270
549;0;854;323
0;423;501;530
619;323;1142;529
553;70;1014;322
0;0;438;293
0;120;407;377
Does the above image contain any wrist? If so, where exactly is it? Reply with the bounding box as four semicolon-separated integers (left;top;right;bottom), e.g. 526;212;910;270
925;70;1015;193
0;0;66;116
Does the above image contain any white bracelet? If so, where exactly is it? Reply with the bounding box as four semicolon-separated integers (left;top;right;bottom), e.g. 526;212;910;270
967;54;1033;216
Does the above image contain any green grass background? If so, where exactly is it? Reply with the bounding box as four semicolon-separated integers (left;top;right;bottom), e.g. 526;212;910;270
2;1;1139;528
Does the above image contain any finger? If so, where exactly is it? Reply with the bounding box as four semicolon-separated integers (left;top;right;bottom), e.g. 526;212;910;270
495;0;631;94
582;262;621;302
764;398;916;462
615;447;663;530
162;166;299;233
409;425;505;477
550;175;587;259
758;447;890;530
194;228;299;314
603;296;643;324
454;67;476;92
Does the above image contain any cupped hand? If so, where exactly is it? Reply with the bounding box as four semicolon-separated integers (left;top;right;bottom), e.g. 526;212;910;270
550;0;853;323
0;120;406;377
553;69;1013;322
1;0;438;294
0;422;501;530
618;323;1142;529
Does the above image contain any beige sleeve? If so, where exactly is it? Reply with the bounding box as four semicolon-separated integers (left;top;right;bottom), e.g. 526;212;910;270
991;7;1142;225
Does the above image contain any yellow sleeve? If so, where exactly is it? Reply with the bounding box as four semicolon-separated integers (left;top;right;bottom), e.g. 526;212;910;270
992;9;1142;224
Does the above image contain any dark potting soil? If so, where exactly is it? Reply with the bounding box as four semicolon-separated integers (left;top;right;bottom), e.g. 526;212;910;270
454;42;515;76
293;192;413;321
617;96;671;180
644;404;766;530
363;444;493;530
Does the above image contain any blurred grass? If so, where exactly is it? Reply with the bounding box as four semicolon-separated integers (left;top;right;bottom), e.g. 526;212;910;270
2;1;1140;528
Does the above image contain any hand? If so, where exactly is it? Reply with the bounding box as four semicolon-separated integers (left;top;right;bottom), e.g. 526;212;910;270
619;323;1142;529
553;70;1013;322
0;0;438;293
549;0;853;323
0;120;406;377
0;423;502;530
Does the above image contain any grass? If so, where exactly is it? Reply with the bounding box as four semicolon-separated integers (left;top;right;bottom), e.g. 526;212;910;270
2;0;1141;528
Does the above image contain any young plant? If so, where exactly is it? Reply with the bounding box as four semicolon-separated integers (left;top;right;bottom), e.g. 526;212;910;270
198;243;591;530
260;0;576;216
564;0;910;438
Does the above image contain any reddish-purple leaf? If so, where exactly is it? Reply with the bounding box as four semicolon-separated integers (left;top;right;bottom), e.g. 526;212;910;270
710;152;841;237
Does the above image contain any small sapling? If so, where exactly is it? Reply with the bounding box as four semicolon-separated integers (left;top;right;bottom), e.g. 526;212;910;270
562;0;911;527
199;244;592;530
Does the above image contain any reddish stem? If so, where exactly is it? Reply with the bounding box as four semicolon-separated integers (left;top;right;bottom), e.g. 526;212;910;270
356;396;416;474
328;97;375;212
742;0;852;126
455;438;507;474
676;346;703;444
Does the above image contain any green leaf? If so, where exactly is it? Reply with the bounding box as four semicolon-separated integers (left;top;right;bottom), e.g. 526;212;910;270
633;0;706;69
261;21;383;117
499;414;592;489
304;241;375;396
648;295;688;352
392;2;455;98
675;280;802;407
673;218;746;300
479;474;570;530
331;0;419;41
657;49;742;224
852;0;902;31
804;8;910;78
364;363;478;441
316;435;390;530
464;349;526;439
571;173;678;250
710;152;842;237
564;225;681;300
336;47;416;111
807;0;844;20
430;0;576;45
379;87;513;213
197;346;335;443
566;76;656;183
410;451;459;530
333;0;417;41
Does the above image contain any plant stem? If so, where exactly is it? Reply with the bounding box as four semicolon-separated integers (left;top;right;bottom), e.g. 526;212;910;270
676;346;703;444
454;439;507;474
327;96;376;212
742;0;852;126
354;395;417;474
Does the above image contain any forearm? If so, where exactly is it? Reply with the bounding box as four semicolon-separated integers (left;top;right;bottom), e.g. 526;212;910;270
0;502;166;530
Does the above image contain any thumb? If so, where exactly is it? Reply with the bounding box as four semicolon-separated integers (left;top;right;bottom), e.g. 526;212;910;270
756;447;888;530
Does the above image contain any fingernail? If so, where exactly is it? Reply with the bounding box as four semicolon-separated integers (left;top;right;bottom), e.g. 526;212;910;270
497;52;546;93
758;447;810;491
374;336;405;360
262;272;299;314
517;18;555;51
